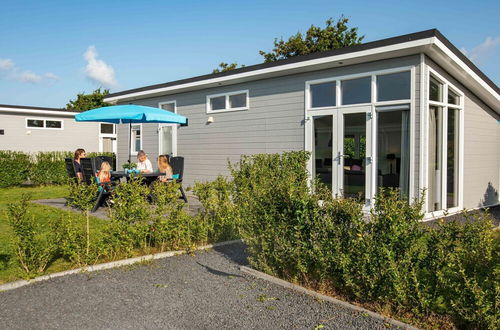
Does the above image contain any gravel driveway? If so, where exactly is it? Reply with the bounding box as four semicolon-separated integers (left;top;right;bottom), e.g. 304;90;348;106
0;242;397;329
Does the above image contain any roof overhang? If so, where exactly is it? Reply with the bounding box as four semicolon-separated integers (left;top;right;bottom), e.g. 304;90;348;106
104;30;499;114
0;105;79;117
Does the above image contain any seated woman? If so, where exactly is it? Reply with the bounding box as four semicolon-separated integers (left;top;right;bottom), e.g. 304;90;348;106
157;155;173;182
73;148;86;180
136;150;153;173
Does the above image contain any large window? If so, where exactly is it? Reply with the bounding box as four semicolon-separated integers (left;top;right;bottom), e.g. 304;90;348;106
207;90;248;113
427;72;462;212
376;105;411;198
26;118;63;129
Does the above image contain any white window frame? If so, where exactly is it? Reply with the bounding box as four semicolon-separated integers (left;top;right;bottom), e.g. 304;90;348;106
206;90;249;114
305;65;416;207
25;118;64;130
423;66;465;219
158;100;178;156
130;123;142;156
99;123;117;153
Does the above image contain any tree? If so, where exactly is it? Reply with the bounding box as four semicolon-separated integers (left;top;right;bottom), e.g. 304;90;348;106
212;62;245;74
211;16;363;72
259;16;364;63
66;88;111;112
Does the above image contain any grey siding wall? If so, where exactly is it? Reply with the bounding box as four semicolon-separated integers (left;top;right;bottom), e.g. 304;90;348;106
425;57;500;209
0;112;100;153
117;55;420;187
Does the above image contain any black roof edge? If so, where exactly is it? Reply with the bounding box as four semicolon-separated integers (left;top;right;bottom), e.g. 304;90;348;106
107;29;499;99
0;104;68;111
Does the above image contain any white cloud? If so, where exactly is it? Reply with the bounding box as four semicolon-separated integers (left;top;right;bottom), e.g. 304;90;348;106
0;58;56;84
0;59;14;71
44;72;59;80
19;71;42;83
83;45;117;87
461;36;500;63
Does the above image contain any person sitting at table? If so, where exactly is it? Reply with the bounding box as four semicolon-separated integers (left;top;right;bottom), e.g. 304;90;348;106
73;148;86;180
96;161;112;191
157;155;173;182
136;150;153;173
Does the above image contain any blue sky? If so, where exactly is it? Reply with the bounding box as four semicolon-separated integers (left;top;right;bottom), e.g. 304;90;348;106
1;0;499;108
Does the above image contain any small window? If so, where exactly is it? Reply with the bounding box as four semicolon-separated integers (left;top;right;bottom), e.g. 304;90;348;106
429;76;443;102
100;123;115;134
26;118;62;129
341;77;371;105
207;90;248;113
46;120;62;129
229;93;247;108
0;129;4;135
377;71;411;102
160;102;175;112
27;119;44;128
210;96;226;110
310;82;336;108
448;88;459;105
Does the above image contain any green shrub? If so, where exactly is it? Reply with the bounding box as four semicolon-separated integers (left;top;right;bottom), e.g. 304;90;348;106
0;151;30;187
193;176;240;242
6;194;57;277
30;151;72;185
224;151;498;329
0;150;115;187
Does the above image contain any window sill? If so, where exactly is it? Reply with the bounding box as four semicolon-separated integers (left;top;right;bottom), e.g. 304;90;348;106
206;107;248;114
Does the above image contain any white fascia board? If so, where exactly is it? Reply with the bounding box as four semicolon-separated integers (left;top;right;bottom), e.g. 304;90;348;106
430;38;500;113
104;38;435;103
0;107;79;117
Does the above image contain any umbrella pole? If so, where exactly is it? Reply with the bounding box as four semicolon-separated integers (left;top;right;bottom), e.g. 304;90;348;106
128;122;131;164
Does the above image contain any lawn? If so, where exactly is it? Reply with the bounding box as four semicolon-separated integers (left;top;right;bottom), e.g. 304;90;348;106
0;185;107;284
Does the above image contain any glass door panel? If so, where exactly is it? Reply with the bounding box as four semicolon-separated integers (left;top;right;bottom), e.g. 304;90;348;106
313;115;333;189
159;125;174;156
341;113;367;200
376;107;411;198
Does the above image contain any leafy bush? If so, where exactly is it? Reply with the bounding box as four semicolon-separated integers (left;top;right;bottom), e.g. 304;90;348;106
224;151;498;329
193;176;240;242
0;151;31;187
30;151;73;185
0;150;115;187
6;194;57;277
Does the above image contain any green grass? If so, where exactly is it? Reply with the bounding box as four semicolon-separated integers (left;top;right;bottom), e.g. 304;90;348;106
0;185;107;284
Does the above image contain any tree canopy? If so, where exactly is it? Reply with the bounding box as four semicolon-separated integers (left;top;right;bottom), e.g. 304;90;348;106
212;16;363;72
212;62;244;74
66;88;110;112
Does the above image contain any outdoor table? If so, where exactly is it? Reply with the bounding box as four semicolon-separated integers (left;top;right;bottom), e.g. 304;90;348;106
111;171;166;185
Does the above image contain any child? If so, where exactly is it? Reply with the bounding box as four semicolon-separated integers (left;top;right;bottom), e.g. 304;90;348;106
157;155;173;182
137;150;153;173
96;161;111;187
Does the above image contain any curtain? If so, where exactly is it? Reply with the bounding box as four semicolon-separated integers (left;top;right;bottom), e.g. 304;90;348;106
399;110;410;198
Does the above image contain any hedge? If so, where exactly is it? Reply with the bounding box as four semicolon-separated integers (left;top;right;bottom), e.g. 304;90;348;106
201;151;498;329
0;150;115;187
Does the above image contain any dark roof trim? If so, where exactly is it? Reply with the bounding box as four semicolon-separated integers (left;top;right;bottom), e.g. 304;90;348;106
106;29;498;99
0;104;68;112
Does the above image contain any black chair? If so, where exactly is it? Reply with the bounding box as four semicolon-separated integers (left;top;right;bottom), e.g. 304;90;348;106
64;158;78;182
93;155;116;172
169;156;188;203
80;158;115;212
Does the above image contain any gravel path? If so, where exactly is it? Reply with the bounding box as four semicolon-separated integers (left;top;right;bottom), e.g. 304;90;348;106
0;242;397;329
